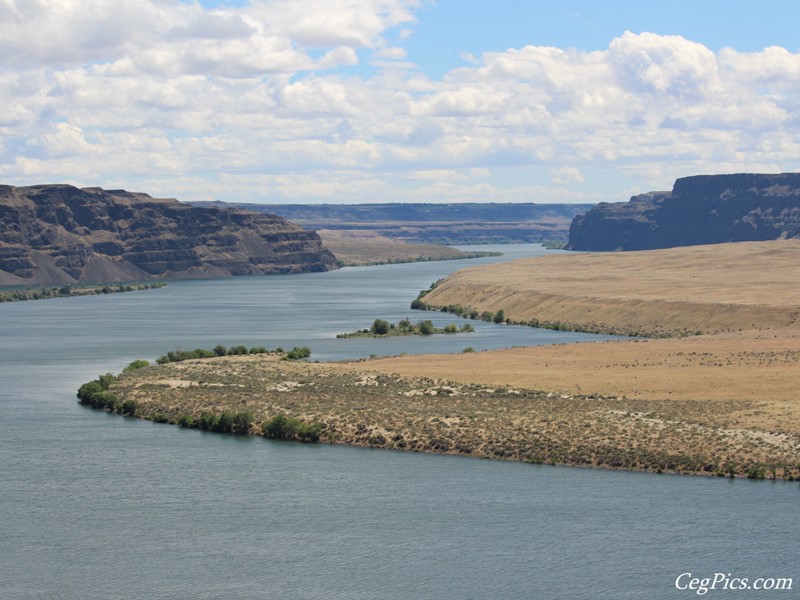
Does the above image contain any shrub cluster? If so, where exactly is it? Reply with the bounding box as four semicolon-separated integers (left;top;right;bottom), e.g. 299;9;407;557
283;346;312;360
76;372;136;414
262;414;323;442
122;359;150;372
337;318;473;338
178;410;255;435
0;282;165;303
155;344;274;364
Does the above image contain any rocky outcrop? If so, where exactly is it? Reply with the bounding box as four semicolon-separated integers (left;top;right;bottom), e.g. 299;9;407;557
0;184;337;285
567;173;800;251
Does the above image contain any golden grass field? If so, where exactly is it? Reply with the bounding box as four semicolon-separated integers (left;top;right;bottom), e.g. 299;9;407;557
317;229;472;266
421;240;800;336
102;240;800;479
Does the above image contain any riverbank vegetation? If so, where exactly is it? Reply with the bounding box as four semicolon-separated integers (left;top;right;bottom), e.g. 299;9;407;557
411;281;655;336
337;318;474;338
0;282;165;303
154;344;310;364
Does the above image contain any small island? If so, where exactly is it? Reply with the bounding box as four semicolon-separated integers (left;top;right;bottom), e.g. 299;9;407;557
337;318;474;338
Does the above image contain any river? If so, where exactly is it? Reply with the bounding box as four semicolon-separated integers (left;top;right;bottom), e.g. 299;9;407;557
0;244;796;599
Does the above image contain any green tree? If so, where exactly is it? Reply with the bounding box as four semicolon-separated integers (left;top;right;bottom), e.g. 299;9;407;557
417;320;435;335
214;411;235;433
371;319;390;335
232;411;254;435
493;309;506;324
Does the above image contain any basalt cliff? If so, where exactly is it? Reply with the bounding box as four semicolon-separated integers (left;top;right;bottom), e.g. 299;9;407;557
0;184;337;286
567;173;800;251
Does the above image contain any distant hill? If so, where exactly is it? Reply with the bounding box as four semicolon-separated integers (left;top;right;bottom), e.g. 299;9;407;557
0;184;336;286
567;173;800;251
193;202;590;245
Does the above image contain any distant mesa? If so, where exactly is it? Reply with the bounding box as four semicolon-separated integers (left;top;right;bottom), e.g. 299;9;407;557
193;201;589;246
0;184;337;286
567;173;800;251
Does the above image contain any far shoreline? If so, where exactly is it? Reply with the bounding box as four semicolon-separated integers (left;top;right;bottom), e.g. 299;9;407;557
0;281;165;303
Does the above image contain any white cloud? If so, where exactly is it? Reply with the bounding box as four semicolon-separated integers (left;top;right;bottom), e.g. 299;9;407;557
2;7;800;204
375;46;408;60
550;167;585;184
408;169;468;181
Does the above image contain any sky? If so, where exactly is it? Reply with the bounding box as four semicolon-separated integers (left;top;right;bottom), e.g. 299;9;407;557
2;0;800;205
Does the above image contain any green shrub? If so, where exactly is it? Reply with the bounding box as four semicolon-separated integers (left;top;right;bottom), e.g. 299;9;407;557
228;345;249;356
214;411;235;433
443;323;458;334
198;411;217;430
121;399;138;416
262;414;322;443
123;359;150;372
92;390;118;411
262;414;292;439
371;319;390;335
77;380;104;404
213;345;228;357
285;346;311;360
296;421;322;442
151;412;169;424
417;320;435;335
177;414;194;428
232;411;255;435
493;309;506;324
77;373;118;408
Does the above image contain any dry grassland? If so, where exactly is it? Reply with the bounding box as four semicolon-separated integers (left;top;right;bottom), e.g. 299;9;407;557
421;240;800;336
317;229;470;266
110;354;800;478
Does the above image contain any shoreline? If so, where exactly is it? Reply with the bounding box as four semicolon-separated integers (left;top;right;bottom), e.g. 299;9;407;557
79;353;800;481
0;281;165;303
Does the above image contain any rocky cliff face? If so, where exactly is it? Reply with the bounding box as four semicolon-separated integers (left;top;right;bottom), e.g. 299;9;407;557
567;173;800;251
0;184;337;285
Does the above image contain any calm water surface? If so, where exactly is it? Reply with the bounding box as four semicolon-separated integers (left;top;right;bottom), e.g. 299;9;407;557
1;245;797;599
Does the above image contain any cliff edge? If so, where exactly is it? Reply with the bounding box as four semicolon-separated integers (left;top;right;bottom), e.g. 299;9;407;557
567;173;800;251
0;184;337;285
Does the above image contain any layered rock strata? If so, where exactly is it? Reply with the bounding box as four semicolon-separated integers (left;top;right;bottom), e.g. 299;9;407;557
0;184;337;285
